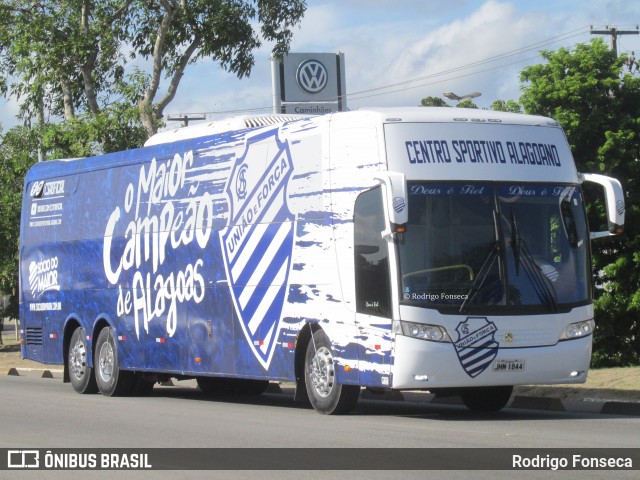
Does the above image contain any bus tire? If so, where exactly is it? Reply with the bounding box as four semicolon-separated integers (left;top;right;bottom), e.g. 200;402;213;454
95;327;134;397
304;329;359;415
460;386;513;412
68;327;98;394
197;376;224;395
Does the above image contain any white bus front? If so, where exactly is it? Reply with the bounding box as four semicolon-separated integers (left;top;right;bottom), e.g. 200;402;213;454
378;110;624;410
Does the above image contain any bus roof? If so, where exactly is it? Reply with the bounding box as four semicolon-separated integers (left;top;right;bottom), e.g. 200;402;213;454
353;107;561;128
144;114;311;146
24;108;563;184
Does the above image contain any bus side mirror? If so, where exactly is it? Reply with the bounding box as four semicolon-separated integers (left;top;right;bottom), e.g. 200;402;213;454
580;173;625;239
375;172;408;235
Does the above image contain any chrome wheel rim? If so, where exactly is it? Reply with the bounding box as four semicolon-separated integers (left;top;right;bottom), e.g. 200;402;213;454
310;346;335;398
69;336;87;379
98;340;114;382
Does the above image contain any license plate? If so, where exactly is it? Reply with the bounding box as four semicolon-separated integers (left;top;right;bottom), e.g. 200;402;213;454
493;359;525;372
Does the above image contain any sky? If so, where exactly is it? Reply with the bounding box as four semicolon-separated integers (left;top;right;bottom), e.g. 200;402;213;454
2;0;640;130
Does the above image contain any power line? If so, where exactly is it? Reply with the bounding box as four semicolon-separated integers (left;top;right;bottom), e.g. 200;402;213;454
346;26;589;98
590;24;639;56
347;54;543;103
168;26;594;118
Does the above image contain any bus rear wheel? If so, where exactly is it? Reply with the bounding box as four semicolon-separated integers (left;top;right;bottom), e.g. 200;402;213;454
460;386;513;412
68;327;98;394
95;327;134;396
304;329;359;415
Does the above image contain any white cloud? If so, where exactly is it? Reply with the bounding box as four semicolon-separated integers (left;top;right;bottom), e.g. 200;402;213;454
0;97;21;131
4;0;640;130
394;0;524;77
346;1;561;108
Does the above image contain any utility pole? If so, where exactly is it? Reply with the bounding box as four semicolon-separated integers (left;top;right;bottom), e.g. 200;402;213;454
166;114;207;127
590;25;639;56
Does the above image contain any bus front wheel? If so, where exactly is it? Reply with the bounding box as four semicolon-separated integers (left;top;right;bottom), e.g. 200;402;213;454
95;327;134;396
304;329;359;415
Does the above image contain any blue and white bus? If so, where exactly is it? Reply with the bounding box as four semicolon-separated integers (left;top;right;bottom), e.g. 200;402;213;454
19;108;624;414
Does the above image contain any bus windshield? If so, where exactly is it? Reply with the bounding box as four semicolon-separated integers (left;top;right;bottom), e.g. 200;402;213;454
399;182;590;312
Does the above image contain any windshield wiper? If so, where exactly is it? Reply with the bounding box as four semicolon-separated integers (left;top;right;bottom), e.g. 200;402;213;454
510;211;558;311
459;241;500;313
510;208;521;275
460;208;503;313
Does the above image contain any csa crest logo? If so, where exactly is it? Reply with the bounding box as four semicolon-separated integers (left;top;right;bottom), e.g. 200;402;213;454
221;129;295;370
454;317;498;378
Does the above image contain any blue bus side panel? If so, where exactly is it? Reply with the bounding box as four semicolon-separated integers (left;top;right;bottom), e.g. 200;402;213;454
20;120;342;380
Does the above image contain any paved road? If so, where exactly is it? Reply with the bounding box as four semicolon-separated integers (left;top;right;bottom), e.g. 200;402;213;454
0;375;638;480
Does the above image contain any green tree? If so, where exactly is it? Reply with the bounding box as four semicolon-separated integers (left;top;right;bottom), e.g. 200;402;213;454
0;1;130;121
419;96;480;108
41;104;148;158
455;98;478;109
420;96;450;107
0;127;38;316
520;38;640;366
133;0;306;136
0;0;307;138
490;99;522;113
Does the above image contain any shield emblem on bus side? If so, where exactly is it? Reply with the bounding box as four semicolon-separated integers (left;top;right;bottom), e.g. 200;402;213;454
453;317;499;378
221;129;295;370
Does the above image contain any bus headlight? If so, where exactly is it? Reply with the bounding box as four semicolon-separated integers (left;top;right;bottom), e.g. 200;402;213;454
559;319;595;341
394;320;451;343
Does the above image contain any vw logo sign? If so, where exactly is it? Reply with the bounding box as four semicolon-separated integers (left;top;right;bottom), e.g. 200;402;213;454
296;59;328;94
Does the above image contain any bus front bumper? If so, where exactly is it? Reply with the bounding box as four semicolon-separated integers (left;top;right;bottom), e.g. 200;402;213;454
391;334;592;390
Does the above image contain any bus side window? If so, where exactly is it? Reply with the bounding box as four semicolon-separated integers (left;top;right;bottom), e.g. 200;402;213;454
354;187;391;317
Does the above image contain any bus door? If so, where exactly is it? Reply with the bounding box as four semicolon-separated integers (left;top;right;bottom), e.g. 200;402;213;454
353;180;406;387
